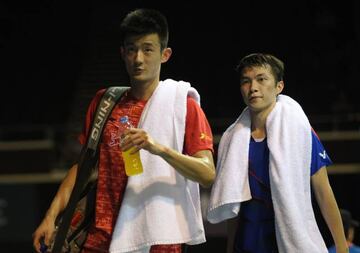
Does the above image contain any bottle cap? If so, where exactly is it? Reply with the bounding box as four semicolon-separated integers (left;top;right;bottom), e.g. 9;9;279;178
120;116;129;124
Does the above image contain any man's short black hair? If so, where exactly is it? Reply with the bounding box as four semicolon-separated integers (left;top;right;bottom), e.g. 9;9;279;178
236;53;284;83
120;8;169;50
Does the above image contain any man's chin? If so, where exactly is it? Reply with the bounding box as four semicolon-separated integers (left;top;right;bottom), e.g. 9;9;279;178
249;105;263;112
131;75;145;82
131;77;149;85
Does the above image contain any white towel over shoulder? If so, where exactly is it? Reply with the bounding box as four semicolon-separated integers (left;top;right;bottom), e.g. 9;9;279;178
207;95;327;253
109;79;205;253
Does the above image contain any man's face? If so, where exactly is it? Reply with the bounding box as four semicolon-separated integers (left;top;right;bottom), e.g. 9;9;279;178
121;33;170;84
239;65;284;114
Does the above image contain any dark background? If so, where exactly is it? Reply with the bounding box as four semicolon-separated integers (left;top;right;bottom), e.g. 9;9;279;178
1;0;360;126
0;0;360;252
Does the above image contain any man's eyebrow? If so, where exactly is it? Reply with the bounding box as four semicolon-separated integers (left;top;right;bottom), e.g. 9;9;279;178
255;73;268;77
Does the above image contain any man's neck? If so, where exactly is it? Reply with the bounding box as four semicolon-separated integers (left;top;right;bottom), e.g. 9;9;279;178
130;79;159;100
250;111;267;139
250;102;276;139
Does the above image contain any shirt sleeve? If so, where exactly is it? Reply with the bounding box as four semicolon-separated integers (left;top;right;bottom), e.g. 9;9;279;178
183;97;214;155
78;89;106;145
310;128;333;175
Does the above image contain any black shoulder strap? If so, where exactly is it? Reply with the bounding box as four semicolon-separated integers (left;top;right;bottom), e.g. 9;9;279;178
51;86;130;253
86;86;130;152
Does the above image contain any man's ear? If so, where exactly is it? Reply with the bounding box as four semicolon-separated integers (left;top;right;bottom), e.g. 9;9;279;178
161;47;172;63
276;80;284;95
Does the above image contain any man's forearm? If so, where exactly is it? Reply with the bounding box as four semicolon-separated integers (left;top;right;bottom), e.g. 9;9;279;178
312;167;348;251
156;145;215;188
45;164;78;220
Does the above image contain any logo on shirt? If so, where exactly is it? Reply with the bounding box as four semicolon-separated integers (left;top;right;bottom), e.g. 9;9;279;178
109;131;121;147
200;133;212;141
319;150;327;159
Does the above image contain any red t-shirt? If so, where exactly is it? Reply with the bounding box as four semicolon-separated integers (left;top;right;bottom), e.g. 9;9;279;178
78;89;213;252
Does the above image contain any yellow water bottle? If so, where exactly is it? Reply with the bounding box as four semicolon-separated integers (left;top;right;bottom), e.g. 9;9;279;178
119;116;143;176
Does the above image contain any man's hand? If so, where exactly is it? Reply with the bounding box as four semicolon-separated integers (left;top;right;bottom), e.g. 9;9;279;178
32;215;56;253
120;128;163;155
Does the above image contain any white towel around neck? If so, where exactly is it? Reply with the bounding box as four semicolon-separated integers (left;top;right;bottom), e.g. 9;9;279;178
109;79;205;253
207;95;327;253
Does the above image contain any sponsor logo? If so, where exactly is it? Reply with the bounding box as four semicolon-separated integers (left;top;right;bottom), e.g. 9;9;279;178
319;150;327;159
200;132;212;141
